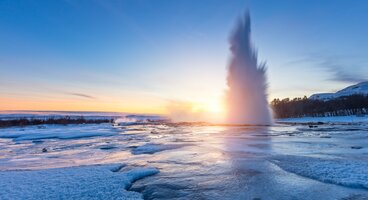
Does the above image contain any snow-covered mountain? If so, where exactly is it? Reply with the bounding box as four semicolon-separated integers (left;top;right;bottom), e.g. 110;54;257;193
309;81;368;101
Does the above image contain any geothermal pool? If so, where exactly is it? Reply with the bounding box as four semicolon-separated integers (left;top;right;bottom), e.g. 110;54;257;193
0;121;368;199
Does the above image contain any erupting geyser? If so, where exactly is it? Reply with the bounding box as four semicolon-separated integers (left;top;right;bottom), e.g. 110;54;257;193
226;12;272;125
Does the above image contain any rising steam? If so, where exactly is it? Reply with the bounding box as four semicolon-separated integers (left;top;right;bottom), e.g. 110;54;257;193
226;12;272;125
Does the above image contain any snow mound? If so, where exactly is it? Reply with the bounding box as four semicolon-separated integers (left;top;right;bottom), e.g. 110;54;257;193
0;124;118;141
131;143;186;155
124;167;160;183
271;155;368;189
310;81;368;101
0;164;159;200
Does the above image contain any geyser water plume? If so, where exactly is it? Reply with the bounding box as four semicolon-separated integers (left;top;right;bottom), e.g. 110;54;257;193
226;12;272;125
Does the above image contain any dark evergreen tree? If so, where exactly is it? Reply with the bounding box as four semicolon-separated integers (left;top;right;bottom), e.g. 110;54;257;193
271;94;368;118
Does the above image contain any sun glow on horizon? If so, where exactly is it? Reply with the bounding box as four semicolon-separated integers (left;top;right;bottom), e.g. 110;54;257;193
194;98;225;114
166;96;226;123
0;97;166;115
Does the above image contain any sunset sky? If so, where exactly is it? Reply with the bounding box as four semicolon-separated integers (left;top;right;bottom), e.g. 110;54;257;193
1;0;368;114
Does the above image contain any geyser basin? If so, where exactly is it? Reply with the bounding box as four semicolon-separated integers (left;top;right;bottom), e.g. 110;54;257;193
2;122;368;199
226;12;272;125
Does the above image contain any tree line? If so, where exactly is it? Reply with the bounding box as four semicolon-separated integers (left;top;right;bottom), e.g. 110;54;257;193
271;94;368;118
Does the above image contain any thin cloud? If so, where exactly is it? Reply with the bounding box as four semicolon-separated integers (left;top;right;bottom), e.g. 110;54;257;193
318;57;367;84
283;53;367;84
68;92;95;99
326;65;367;83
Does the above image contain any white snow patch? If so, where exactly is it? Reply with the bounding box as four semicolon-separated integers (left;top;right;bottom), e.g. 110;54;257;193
0;124;119;141
310;81;368;101
0;164;159;200
271;155;368;189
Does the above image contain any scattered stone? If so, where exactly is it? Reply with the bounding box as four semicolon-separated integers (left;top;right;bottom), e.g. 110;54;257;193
42;148;48;153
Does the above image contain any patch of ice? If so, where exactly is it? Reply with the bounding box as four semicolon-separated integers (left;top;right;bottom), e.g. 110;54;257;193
0;124;119;141
271;155;368;189
0;164;159;200
131;143;186;155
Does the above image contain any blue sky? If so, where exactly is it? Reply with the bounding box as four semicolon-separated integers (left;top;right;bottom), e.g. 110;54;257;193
1;0;368;113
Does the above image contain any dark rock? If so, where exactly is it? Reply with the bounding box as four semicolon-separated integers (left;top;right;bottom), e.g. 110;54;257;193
100;145;117;150
42;148;48;153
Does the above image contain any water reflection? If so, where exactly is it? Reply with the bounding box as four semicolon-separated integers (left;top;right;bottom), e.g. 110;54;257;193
131;124;368;200
131;125;273;200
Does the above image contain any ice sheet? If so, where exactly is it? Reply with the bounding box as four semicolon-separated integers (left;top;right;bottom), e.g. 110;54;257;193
0;124;119;141
0;164;158;200
271;155;368;189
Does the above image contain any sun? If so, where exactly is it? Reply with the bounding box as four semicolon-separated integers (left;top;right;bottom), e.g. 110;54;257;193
206;100;224;113
167;97;226;123
191;98;225;114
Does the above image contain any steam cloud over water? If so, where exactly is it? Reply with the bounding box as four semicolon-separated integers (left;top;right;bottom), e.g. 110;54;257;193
226;12;272;125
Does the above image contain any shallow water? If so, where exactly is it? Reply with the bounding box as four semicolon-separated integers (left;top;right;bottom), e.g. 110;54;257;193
1;123;368;199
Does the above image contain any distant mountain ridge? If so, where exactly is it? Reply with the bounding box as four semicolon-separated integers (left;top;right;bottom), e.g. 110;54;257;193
271;81;368;118
310;81;368;101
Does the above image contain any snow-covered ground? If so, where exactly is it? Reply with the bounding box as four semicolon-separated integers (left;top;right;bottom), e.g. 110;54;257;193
0;110;168;122
277;115;368;123
271;155;368;189
0;117;368;199
0;111;123;120
0;164;158;200
0;124;119;141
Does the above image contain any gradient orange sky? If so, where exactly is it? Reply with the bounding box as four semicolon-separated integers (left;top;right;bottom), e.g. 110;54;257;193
1;0;368;114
